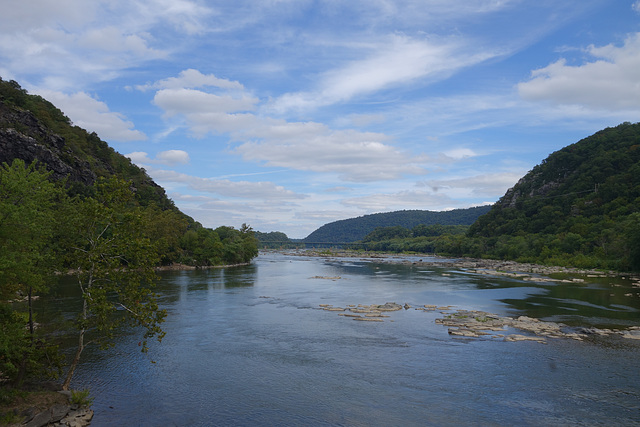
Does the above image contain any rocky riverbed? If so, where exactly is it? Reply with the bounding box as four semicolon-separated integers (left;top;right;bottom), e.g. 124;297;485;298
316;301;640;343
288;248;635;279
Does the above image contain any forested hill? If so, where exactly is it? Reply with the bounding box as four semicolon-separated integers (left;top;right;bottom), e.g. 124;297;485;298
467;122;640;270
0;78;172;208
304;206;491;243
0;77;258;267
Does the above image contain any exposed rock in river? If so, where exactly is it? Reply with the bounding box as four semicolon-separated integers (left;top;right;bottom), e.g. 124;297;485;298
318;302;639;344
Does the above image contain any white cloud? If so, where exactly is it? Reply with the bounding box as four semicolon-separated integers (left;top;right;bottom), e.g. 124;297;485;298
127;150;190;166
270;34;498;113
36;90;146;141
135;69;244;91
156;150;190;165
153;88;257;116
518;33;640;112
148;168;305;200
135;0;214;35
78;26;165;58
0;1;209;90
441;148;478;160
339;171;522;213
126;152;153;164
633;1;640;13
147;71;429;181
234;126;426;182
341;190;459;212
0;0;96;33
152;88;258;137
419;172;522;198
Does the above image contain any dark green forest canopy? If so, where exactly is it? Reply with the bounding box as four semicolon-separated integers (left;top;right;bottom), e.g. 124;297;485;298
303;206;491;243
469;121;640;239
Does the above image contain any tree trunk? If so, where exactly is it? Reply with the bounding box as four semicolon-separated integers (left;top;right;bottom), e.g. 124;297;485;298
63;295;88;391
62;326;85;391
14;287;35;388
27;286;34;340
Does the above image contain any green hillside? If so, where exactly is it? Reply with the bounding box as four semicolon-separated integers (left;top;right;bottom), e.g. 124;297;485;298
467;122;640;270
303;206;491;243
0;77;258;268
335;123;640;271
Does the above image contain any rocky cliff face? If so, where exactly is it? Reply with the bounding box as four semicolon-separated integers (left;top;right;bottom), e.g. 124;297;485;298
0;102;96;185
497;173;562;208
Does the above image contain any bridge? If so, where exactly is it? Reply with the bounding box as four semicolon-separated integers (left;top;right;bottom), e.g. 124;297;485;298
259;241;369;248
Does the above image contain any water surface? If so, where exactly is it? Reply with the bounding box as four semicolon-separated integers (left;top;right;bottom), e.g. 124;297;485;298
44;252;640;426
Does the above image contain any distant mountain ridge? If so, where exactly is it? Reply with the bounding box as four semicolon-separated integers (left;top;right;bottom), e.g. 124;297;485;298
303;206;492;243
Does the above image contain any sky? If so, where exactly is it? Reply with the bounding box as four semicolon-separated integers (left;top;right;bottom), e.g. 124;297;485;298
1;1;640;238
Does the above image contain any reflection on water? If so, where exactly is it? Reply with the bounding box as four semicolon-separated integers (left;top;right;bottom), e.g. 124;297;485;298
39;252;640;426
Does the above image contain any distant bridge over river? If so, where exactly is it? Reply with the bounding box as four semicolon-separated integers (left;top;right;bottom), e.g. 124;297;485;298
260;241;369;249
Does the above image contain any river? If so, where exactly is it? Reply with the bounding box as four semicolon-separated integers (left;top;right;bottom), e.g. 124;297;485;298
42;251;640;426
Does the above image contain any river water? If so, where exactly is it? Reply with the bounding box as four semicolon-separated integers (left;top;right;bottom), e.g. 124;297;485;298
44;252;640;426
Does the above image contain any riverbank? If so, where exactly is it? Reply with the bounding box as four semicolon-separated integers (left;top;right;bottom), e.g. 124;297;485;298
0;386;93;427
154;261;252;271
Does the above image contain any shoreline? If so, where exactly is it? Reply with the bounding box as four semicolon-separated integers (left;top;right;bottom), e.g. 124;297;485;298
154;261;252;271
273;248;639;280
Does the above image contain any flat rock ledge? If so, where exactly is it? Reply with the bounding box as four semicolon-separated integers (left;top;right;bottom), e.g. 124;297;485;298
320;302;407;322
318;302;640;343
288;249;639;281
436;310;640;344
14;396;93;427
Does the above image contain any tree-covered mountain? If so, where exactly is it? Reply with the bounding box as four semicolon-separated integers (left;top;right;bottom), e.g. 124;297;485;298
465;121;640;270
335;123;640;271
0;78;171;207
254;231;303;249
303;206;491;243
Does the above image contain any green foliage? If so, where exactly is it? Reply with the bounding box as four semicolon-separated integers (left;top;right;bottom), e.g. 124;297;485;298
141;204;189;265
463;122;640;271
0;160;65;385
0;160;62;298
254;231;302;249
69;389;93;407
61;177;167;389
0;77;259;269
0;304;28;382
362;226;411;242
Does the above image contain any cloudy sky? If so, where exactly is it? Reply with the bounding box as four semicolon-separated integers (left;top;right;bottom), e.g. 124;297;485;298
1;1;640;238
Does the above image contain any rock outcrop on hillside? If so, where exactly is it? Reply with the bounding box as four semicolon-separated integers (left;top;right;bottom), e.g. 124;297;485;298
0;104;96;185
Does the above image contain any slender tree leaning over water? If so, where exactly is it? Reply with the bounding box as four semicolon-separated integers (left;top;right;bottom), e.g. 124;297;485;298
61;177;166;390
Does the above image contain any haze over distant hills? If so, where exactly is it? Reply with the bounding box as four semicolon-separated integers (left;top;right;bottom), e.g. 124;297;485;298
302;206;491;243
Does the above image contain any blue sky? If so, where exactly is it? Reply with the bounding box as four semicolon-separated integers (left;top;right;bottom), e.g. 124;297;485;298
1;1;640;238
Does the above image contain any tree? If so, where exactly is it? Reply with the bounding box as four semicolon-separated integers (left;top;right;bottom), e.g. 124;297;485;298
61;178;166;390
625;213;640;271
0;160;64;385
362;226;411;242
